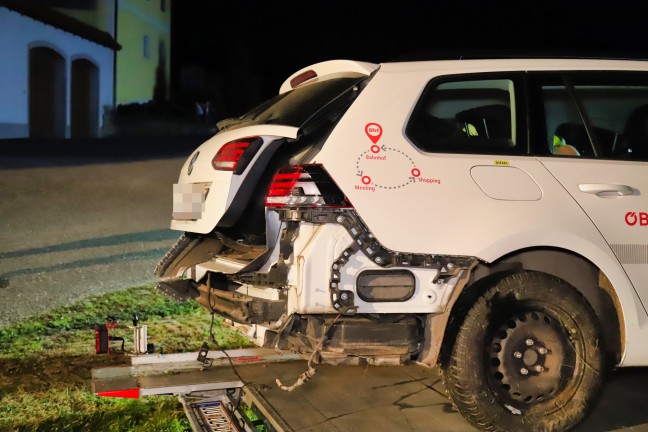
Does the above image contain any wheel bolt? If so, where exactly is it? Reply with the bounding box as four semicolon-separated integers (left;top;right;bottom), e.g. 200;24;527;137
520;368;529;375
535;365;545;372
538;347;548;354
514;351;522;359
526;339;534;346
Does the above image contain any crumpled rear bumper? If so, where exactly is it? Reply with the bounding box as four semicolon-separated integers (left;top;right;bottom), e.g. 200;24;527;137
155;232;286;324
195;283;286;324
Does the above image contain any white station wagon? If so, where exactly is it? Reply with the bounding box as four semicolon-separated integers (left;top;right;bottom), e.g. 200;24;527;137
156;58;648;431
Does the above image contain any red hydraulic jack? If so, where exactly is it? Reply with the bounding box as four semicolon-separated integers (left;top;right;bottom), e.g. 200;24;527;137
95;315;154;355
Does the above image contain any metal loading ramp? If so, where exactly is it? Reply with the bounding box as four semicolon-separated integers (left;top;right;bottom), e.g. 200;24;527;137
91;348;475;431
92;348;648;431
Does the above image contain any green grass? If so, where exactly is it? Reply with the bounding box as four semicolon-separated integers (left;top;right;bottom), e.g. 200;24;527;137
0;285;253;432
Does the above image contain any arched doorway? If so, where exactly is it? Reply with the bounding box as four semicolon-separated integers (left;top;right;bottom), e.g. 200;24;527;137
71;58;99;138
29;47;66;138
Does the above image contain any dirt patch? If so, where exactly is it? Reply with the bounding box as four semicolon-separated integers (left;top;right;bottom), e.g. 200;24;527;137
0;354;129;396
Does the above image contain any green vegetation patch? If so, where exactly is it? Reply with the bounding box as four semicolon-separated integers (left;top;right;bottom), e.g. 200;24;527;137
0;284;253;432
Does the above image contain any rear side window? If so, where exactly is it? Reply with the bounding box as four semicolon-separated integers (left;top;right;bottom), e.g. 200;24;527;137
406;75;523;154
537;73;648;160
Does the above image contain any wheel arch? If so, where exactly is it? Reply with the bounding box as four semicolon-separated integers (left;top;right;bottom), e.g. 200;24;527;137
437;247;624;369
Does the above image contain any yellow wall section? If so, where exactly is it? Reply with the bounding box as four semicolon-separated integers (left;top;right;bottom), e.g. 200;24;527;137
116;0;171;105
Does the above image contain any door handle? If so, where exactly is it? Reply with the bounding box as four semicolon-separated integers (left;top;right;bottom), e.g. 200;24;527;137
578;183;635;197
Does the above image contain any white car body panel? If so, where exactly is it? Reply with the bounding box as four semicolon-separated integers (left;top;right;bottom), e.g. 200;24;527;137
314;69;613;258
538;158;648;304
284;223;455;315
311;62;648;364
538;156;648;365
377;58;648;74
286;223;350;314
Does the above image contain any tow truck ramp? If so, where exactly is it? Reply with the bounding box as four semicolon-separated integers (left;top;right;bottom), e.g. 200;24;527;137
91;348;479;431
91;346;648;432
92;348;301;432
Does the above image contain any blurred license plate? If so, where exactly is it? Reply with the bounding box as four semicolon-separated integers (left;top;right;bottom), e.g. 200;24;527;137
173;183;209;220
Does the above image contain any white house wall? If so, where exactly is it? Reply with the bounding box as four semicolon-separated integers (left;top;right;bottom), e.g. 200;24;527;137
0;7;114;138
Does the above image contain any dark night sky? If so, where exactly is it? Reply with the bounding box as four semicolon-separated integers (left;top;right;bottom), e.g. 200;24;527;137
170;1;647;118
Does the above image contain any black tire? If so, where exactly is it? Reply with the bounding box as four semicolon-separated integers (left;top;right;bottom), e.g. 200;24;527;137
440;271;605;432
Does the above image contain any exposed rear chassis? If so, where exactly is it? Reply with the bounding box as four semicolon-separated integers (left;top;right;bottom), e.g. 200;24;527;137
155;208;478;364
157;208;474;306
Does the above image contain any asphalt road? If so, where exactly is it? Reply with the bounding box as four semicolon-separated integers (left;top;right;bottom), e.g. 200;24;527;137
0;136;206;327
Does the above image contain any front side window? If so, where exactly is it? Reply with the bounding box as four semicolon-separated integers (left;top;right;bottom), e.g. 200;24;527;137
406;75;523;154
536;72;648;160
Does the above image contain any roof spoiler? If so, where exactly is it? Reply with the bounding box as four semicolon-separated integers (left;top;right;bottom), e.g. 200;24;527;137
279;60;379;94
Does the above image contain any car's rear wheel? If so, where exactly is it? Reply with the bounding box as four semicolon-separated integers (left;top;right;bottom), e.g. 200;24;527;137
441;271;605;431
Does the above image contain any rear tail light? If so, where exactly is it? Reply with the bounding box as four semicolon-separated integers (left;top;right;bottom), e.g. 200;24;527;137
211;137;263;174
266;164;352;208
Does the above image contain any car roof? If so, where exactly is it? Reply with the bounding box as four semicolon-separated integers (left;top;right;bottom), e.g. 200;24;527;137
378;57;648;73
281;57;648;95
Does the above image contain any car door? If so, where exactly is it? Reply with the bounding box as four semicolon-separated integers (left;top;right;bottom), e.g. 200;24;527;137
531;71;648;311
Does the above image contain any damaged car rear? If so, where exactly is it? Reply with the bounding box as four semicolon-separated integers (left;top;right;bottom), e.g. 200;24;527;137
155;57;648;431
154;60;443;364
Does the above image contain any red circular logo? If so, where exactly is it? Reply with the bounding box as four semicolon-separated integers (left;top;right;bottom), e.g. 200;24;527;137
626;211;638;226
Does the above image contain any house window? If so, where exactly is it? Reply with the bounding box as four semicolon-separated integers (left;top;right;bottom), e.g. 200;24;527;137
143;35;150;58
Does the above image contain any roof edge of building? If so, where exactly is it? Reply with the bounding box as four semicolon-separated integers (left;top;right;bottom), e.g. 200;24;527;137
0;0;121;50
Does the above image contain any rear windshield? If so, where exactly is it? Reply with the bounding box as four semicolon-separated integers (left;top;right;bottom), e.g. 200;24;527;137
235;76;368;128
